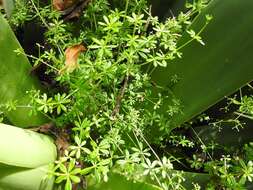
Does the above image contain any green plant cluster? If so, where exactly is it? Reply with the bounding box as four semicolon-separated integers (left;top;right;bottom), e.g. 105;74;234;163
2;0;253;190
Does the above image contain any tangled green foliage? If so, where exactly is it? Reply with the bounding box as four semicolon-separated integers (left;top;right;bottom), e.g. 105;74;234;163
11;0;208;189
3;0;253;190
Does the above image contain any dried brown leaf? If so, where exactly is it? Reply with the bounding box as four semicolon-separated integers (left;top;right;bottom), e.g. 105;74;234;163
53;0;79;11
53;0;65;11
55;128;71;156
64;0;92;20
55;136;69;156
29;123;54;134
64;0;78;9
59;44;86;74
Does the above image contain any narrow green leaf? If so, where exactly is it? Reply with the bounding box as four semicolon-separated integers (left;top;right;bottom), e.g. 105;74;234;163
65;179;72;190
55;175;67;184
70;175;81;184
80;166;94;175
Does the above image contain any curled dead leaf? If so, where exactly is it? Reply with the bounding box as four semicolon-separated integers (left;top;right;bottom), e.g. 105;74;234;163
53;0;79;11
59;44;86;74
64;0;91;20
53;0;64;11
55;135;70;156
29;123;55;134
53;0;92;20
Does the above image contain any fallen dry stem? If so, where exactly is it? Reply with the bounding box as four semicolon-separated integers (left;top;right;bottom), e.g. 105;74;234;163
111;74;129;117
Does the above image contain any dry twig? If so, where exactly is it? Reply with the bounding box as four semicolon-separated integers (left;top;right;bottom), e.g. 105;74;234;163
111;74;129;117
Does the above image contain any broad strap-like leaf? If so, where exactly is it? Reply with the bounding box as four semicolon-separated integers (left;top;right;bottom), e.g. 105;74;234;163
0;164;54;190
149;0;253;132
87;172;162;190
0;13;48;127
0;123;57;168
87;171;211;190
0;123;56;190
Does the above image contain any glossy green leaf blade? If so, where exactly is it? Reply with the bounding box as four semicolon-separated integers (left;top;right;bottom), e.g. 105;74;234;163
0;164;54;190
150;0;253;129
0;13;48;127
87;171;211;190
144;170;211;189
0;123;57;168
87;173;162;190
151;0;187;19
181;171;210;188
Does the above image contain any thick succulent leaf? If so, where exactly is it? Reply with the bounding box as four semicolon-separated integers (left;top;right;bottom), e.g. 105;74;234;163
0;13;48;127
150;0;253;131
87;171;211;190
0;164;54;190
87;173;162;190
0;123;57;168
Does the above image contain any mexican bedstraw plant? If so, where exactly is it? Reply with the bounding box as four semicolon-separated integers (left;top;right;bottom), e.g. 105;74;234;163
1;0;253;189
4;0;210;189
